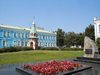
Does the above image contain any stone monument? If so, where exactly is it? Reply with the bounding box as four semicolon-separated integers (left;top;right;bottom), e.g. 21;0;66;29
84;36;98;58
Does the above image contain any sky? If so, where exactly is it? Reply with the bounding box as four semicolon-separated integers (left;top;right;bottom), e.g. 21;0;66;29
0;0;100;33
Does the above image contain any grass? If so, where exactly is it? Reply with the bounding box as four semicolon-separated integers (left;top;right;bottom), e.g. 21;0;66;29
0;50;83;64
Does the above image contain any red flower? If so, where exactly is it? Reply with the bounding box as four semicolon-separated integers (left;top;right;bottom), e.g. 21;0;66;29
23;60;82;75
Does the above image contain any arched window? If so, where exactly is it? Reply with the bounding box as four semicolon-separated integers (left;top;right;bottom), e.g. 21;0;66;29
14;32;16;38
45;36;47;39
21;41;24;46
25;34;27;38
22;33;24;38
25;42;27;46
7;32;10;37
18;33;20;38
4;31;6;37
40;42;41;46
18;41;20;46
46;43;47;47
43;35;45;39
48;43;50;47
3;40;6;47
14;41;16;46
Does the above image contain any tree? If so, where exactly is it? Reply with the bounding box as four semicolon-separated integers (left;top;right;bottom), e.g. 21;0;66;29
65;32;84;48
65;32;77;47
96;38;100;48
85;24;95;40
56;28;65;47
76;33;85;48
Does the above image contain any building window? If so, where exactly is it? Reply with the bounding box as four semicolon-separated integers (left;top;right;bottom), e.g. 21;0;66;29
18;41;20;46
27;34;29;38
47;36;48;39
21;41;24;46
48;43;49;47
46;43;47;47
4;31;6;37
18;33;20;38
14;32;16;38
50;43;52;47
43;35;45;39
7;32;10;37
3;40;6;47
51;36;52;40
14;41;16;46
25;34;27;38
22;33;24;38
40;42;41;46
46;36;47;39
48;36;50;40
25;42;27;46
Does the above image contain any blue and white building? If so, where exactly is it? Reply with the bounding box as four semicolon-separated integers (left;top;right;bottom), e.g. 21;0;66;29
0;22;56;49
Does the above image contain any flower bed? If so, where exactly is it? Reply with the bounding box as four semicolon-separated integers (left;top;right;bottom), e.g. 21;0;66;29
22;60;82;75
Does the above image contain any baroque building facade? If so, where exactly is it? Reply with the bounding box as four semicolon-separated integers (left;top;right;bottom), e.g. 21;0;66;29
0;22;56;49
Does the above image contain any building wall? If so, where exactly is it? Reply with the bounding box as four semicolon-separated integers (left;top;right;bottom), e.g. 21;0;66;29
94;17;100;40
37;32;56;47
0;25;56;48
0;27;29;48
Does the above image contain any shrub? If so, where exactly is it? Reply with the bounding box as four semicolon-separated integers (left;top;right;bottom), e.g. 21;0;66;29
0;48;6;53
36;47;83;51
37;47;59;50
22;47;33;51
96;38;100;48
0;46;83;53
61;48;83;51
0;46;33;53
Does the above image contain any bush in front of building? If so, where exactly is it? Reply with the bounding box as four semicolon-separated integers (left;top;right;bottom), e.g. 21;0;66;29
21;47;33;51
61;48;83;51
37;47;59;50
96;38;100;48
0;46;33;53
37;47;83;51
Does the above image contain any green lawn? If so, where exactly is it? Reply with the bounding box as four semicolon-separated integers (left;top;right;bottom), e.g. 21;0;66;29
0;50;83;64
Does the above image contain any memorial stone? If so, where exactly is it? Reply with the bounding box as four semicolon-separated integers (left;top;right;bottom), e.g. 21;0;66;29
84;36;98;58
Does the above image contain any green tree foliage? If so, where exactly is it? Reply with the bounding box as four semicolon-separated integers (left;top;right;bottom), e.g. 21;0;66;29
85;24;95;40
65;32;77;47
96;38;100;48
57;28;65;47
56;24;94;48
65;32;84;47
76;33;85;47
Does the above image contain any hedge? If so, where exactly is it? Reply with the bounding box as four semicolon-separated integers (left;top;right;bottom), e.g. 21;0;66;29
37;47;59;50
0;46;33;53
0;46;83;53
61;48;83;51
37;47;83;51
